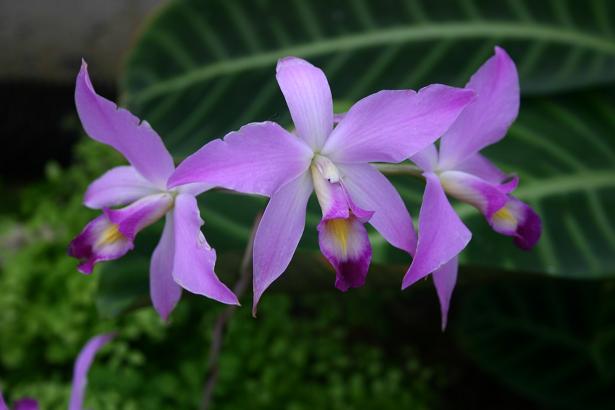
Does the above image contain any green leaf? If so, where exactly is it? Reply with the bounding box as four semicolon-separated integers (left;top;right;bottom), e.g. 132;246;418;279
123;0;615;156
117;0;615;279
455;276;615;409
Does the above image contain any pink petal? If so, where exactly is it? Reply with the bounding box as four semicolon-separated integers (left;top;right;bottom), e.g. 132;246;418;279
0;392;7;410
439;47;520;167
490;196;541;250
276;57;333;150
84;166;159;209
410;144;439;172
318;216;372;291
432;256;459;331
150;214;182;321
439;170;510;219
14;399;39;410
253;172;313;313
69;333;115;410
172;194;238;305
402;173;471;289
69;194;172;273
104;193;173;239
168;121;313;196
453;153;510;185
337;163;416;254
321;85;474;164
75;61;175;187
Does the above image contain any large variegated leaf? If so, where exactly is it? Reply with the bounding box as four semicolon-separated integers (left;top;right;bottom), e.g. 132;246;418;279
118;0;615;278
122;0;615;156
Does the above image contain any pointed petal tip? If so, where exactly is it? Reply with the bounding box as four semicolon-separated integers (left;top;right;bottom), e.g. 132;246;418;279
276;56;311;72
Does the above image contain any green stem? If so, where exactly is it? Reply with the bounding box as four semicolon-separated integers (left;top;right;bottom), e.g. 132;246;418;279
375;163;424;178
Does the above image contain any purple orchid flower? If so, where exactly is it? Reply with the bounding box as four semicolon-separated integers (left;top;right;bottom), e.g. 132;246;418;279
402;47;541;330
1;333;114;410
168;56;474;312
68;62;238;320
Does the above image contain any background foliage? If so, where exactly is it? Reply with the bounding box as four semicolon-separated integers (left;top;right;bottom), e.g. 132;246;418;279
1;0;615;409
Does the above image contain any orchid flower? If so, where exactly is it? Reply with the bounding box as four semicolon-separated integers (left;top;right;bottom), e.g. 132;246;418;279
402;47;541;329
68;62;238;320
0;333;114;410
168;56;474;312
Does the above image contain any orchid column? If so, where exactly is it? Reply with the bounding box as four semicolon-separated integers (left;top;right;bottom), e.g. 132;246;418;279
169;57;474;312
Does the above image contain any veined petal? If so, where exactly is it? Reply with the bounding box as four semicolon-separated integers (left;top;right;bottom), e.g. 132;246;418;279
318;216;372;291
411;144;439;172
14;399;39;410
69;333;114;410
276;57;333;150
321;85;474;164
69;214;133;274
490;196;541;250
439;47;520;167
453;153;511;185
75;62;175;187
172;194;238;305
0;393;7;410
439;170;509;219
69;194;172;273
168;121;313;196
104;193;173;239
403;173;471;289
432;256;459;331
336;163;416;254
150;214;182;321
253;172;313;313
84;166;159;209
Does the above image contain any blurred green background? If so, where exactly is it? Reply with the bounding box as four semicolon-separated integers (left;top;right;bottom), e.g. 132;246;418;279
1;0;614;409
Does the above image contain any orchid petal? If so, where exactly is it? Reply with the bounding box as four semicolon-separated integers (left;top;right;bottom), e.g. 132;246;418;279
75;62;175;187
150;214;182;321
439;47;520;167
439;170;509;219
402;173;471;288
490;196;541;250
14;398;39;410
276;57;333;150
318;216;372;291
253;172;313;313
321;85;474;164
172;194;238;305
69;333;114;410
104;193;173;239
337;163;416;254
69;194;172;273
0;393;7;410
168;121;312;196
84;166;159;209
453;153;510;185
432;256;459;331
69;214;133;274
410;144;439;172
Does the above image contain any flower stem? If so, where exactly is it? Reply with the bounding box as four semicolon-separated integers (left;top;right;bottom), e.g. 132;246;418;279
201;213;261;410
375;163;424;178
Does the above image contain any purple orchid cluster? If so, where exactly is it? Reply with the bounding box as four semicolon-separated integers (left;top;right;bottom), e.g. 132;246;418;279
68;47;540;328
1;334;113;410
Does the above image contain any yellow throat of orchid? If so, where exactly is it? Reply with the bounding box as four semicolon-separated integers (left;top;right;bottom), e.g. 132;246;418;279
96;223;126;247
492;206;517;227
325;218;351;256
